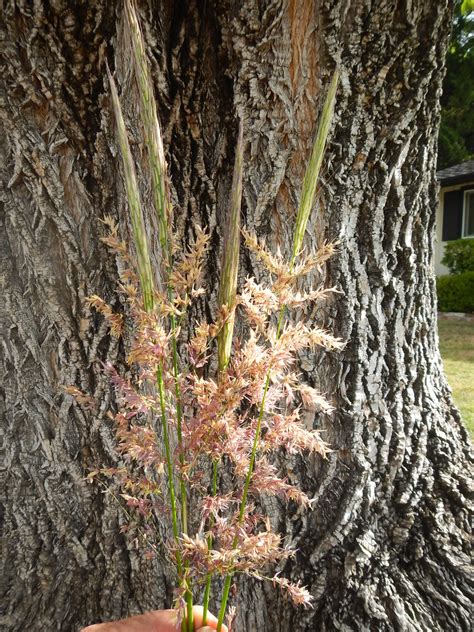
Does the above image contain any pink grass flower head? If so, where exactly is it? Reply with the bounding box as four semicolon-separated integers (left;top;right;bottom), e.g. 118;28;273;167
66;5;342;629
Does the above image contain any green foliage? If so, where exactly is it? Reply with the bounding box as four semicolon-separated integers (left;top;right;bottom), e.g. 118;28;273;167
462;0;474;14
437;272;474;312
438;1;474;169
442;238;474;273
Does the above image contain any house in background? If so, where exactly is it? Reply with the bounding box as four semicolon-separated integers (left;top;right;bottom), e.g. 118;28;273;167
435;160;474;276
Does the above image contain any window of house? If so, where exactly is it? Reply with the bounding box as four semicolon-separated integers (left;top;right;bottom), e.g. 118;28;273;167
463;190;474;238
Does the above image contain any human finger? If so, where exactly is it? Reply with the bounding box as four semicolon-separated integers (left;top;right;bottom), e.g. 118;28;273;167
81;609;178;632
191;606;228;631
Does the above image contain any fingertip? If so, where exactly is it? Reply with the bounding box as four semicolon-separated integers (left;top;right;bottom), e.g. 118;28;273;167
191;605;228;632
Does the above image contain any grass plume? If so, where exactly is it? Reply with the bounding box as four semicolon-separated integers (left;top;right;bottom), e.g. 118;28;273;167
216;69;340;630
75;10;341;630
125;0;170;260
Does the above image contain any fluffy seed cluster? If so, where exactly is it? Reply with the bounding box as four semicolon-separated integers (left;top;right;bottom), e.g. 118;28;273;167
66;3;340;627
78;225;341;612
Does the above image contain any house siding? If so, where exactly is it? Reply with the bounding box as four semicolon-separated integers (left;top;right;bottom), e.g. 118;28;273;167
435;179;474;275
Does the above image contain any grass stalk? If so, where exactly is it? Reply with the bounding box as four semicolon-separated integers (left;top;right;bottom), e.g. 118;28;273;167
108;57;191;628
202;120;244;626
125;3;193;627
216;71;339;631
217;119;244;372
201;459;218;625
125;0;187;532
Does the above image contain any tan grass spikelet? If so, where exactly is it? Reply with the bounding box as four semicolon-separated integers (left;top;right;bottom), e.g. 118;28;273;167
85;295;123;337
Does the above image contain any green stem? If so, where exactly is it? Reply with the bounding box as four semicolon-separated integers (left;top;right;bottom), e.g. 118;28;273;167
202;459;219;625
186;590;193;632
217;307;286;631
169;311;194;631
168;301;193;631
156;364;182;574
158;361;193;632
169;312;188;533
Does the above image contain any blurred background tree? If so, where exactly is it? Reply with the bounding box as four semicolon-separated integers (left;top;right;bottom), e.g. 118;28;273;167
438;0;474;168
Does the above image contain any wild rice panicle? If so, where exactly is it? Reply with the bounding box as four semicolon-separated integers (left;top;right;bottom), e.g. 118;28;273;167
100;216;130;261
241;229;283;276
116;423;164;469
169;226;210;303
277;286;339;309
263;411;331;458
270;575;313;608
100;217;142;297
103;363;155;416
126;316;170;368
180;527;287;578
274;321;344;353
297;384;335;413
188;322;213;368
238;277;279;332
249;458;311;506
288;242;338;279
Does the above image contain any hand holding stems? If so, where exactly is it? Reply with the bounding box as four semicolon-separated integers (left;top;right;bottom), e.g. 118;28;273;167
81;606;228;632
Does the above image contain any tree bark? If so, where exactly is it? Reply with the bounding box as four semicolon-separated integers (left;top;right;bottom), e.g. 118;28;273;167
1;1;472;631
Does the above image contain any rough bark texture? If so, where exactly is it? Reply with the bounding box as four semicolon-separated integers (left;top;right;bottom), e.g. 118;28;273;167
1;1;472;631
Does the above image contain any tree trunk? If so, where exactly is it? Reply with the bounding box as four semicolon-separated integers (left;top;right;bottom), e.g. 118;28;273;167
1;1;472;631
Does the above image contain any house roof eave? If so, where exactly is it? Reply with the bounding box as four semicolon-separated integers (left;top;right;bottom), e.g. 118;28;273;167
437;160;474;187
